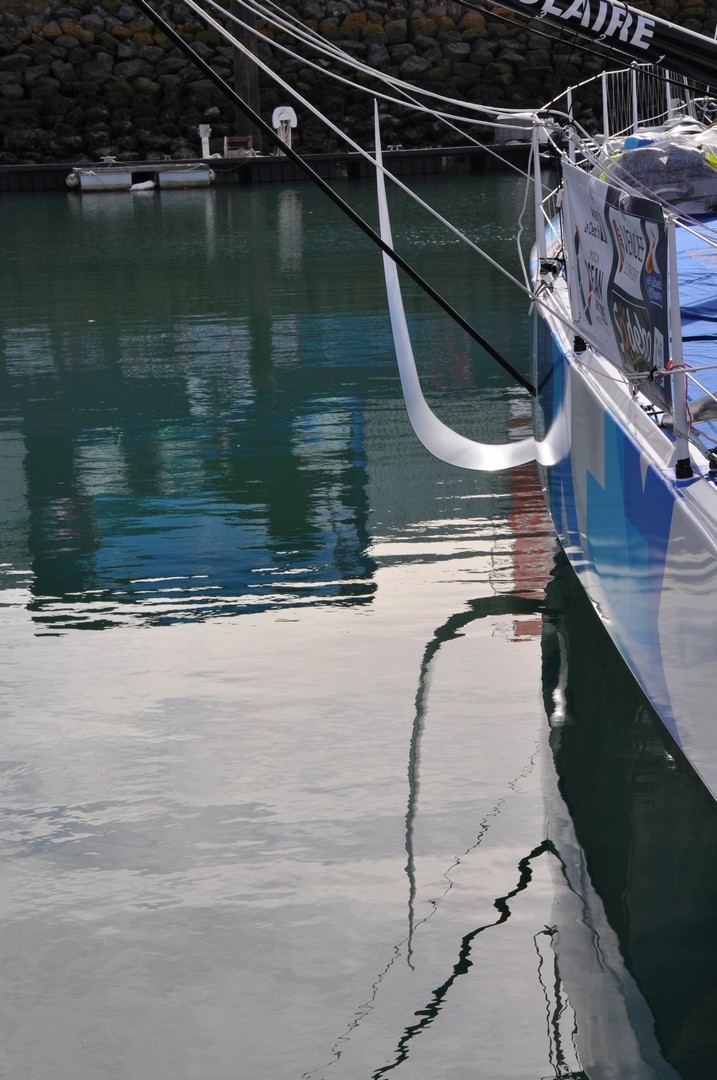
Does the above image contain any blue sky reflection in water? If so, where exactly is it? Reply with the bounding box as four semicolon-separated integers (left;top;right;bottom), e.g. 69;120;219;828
1;177;716;1079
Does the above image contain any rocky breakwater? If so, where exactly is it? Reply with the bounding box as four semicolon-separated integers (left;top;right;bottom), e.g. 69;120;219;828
0;2;243;164
0;0;715;165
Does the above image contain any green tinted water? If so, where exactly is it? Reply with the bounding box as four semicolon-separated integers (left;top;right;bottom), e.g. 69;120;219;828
0;177;715;1078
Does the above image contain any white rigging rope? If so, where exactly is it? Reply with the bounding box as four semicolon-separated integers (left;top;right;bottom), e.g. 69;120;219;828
373;104;571;470
220;0;542;190
201;0;528;124
181;0;574;469
197;0;544;190
373;104;538;471
217;0;536;171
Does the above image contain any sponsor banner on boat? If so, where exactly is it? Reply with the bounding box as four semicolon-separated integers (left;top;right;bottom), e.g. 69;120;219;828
562;160;670;409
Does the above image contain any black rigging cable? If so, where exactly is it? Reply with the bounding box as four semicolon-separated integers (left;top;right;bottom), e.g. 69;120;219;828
133;0;537;397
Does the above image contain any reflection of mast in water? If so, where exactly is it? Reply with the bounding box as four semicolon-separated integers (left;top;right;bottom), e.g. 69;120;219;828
406;453;553;941
404;593;546;966
301;591;546;1080
395;572;605;1080
306;465;559;1077
308;519;679;1078
394;675;672;1080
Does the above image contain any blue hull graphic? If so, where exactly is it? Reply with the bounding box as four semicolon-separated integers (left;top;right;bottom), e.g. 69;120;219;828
535;315;717;788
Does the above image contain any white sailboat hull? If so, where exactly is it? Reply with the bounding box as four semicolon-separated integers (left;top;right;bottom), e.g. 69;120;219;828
534;286;717;800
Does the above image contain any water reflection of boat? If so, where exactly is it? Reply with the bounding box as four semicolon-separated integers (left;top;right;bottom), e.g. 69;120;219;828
543;552;717;1079
380;554;681;1080
304;535;683;1078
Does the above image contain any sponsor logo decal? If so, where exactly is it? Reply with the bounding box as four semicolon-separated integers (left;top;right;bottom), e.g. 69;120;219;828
612;295;652;371
643;220;664;306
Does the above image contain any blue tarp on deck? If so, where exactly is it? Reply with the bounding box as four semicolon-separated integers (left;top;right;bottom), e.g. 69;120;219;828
676;217;717;392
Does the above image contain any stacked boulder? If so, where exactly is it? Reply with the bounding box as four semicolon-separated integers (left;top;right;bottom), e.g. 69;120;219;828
0;0;714;164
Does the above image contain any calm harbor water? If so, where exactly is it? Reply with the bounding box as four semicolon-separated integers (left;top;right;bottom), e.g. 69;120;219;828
1;174;716;1079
